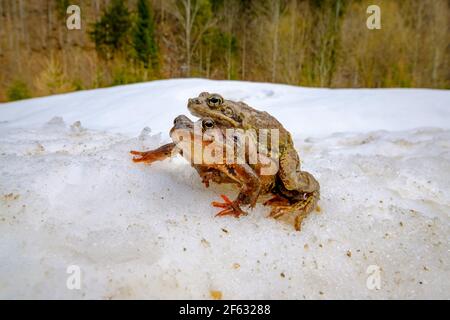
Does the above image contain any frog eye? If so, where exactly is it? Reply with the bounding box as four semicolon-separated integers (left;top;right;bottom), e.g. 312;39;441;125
202;119;215;129
207;94;223;107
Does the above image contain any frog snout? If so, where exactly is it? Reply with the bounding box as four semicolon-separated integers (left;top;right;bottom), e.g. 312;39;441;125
188;98;201;105
174;115;188;124
173;115;193;130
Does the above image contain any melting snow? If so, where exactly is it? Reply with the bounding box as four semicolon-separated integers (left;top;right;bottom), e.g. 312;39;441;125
0;79;449;299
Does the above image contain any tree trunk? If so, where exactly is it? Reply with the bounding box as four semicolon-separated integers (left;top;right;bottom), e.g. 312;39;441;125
271;0;280;83
226;0;233;80
185;0;191;76
241;27;246;80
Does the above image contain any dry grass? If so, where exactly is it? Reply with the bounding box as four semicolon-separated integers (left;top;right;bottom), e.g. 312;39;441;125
0;0;448;102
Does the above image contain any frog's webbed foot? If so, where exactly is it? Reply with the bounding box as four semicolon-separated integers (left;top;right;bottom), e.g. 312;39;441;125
212;194;247;218
268;191;319;231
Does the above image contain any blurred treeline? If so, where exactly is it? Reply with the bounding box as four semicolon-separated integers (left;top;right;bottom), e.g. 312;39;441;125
0;0;449;101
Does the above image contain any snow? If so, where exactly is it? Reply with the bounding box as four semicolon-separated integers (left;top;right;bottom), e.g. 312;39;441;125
1;78;449;138
0;79;449;299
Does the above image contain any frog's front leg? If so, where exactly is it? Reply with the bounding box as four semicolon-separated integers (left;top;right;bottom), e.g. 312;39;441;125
130;142;177;164
211;163;261;218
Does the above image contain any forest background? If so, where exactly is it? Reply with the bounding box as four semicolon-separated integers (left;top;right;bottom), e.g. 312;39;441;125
0;0;448;102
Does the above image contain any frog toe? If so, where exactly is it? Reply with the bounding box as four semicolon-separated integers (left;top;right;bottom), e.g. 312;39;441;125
212;194;246;218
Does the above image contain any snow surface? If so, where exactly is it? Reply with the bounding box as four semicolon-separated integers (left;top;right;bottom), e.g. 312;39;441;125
0;79;449;299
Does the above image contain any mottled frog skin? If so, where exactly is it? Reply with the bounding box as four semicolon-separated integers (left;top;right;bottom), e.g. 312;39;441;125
187;92;320;227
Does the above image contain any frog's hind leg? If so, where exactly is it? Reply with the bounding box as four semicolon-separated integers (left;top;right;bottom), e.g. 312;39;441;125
279;149;319;193
268;191;319;231
130;143;177;164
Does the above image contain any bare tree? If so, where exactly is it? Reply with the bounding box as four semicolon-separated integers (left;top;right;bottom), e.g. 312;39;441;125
168;0;215;76
241;25;247;79
270;0;280;83
252;0;286;83
221;0;240;79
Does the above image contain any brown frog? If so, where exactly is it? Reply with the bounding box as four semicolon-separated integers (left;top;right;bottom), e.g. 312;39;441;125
187;92;320;222
130;115;313;229
131;115;265;218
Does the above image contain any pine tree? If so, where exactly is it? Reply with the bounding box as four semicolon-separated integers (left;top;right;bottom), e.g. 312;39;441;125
133;0;159;72
89;0;132;59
